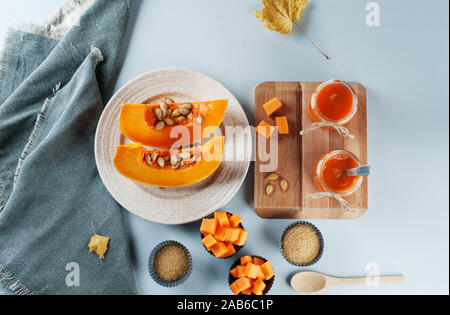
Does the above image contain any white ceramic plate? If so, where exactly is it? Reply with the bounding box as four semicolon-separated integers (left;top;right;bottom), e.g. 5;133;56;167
95;69;251;225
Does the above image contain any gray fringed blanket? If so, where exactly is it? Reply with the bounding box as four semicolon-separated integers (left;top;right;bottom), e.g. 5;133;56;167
0;0;137;295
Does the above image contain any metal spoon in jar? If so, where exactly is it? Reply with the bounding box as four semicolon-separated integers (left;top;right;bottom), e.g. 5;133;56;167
346;165;371;177
291;271;406;294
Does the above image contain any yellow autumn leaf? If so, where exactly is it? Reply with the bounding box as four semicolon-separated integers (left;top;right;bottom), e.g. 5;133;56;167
254;0;308;34
88;234;110;260
254;0;329;59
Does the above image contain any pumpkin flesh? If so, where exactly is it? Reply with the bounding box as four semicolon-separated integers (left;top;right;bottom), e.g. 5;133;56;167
113;137;224;187
119;100;228;148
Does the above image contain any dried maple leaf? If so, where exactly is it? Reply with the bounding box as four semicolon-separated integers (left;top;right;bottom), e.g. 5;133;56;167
254;0;329;59
88;221;110;260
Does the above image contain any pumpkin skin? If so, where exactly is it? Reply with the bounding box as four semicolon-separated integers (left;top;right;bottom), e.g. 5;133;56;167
113;137;224;187
119;100;228;148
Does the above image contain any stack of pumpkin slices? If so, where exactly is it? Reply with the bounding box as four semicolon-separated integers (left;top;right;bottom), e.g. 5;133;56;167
114;99;228;187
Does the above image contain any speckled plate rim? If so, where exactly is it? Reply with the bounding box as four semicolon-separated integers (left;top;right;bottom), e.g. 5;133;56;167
95;68;251;225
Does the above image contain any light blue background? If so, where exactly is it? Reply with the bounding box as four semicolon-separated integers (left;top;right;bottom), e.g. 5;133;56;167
0;0;448;295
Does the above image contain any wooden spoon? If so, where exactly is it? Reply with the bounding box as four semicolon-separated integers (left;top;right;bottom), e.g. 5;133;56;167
291;271;406;294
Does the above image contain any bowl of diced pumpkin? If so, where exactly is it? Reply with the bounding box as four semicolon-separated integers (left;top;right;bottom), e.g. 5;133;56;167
229;256;275;296
200;211;248;259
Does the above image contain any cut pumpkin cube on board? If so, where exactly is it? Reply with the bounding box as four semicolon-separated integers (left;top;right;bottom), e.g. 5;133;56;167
119;100;228;148
256;121;275;139
263;97;283;117
275;116;290;135
113;137;224;188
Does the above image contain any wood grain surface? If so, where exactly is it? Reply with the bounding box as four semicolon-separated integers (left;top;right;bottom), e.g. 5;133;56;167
254;82;368;220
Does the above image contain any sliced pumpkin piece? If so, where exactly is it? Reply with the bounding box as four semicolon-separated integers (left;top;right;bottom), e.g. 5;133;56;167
113;137;224;188
119;100;228;148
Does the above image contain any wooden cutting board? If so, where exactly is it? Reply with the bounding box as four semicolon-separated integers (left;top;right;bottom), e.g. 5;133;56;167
254;82;368;220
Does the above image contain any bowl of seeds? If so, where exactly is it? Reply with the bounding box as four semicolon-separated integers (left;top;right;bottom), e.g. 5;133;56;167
280;221;324;267
148;241;193;287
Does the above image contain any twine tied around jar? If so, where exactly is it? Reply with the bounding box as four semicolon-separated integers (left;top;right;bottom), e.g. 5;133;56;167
307;192;354;213
300;122;355;139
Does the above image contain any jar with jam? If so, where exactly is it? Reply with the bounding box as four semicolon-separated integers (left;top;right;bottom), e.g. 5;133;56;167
313;150;363;197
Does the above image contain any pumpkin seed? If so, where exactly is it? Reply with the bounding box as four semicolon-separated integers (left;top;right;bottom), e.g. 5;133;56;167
174;116;186;124
178;108;190;116
155;108;163;121
151;151;159;162
165;118;175;126
266;173;280;181
164;98;175;104
179;103;192;111
167;108;173;117
155;121;165;131
170;154;181;166
180;161;186;167
265;184;275;196
280;179;289;192
163;156;170;162
179;152;191;160
157;157;166;168
187;113;193;120
171;109;181;118
194;116;203;125
145;155;152;165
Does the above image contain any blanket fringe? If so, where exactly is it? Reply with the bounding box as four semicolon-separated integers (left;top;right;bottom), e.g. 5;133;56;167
0;265;33;295
0;181;6;213
13;83;61;186
8;0;95;41
0;0;95;96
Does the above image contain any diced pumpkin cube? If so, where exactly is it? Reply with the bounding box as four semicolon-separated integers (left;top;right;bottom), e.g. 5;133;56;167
214;211;230;228
224;228;241;242
256;266;265;280
229;214;242;227
244;263;260;279
261;261;275;280
275;116;290;135
211;242;229;258
230;282;241;295
241;288;252;295
224;243;236;258
240;256;253;266
236;265;246;278
253;257;265;265
201;234;217;251
263;97;283;117
256;121;275;139
215;226;227;242
252;279;267;295
233;229;248;247
230;267;239;278
233;278;252;292
200;218;217;235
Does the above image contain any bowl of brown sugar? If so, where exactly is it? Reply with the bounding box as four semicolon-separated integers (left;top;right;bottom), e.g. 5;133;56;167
149;241;193;287
280;222;324;267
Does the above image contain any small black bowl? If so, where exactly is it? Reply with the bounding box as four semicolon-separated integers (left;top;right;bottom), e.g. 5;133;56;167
228;255;274;296
148;240;193;288
200;212;246;259
280;221;324;267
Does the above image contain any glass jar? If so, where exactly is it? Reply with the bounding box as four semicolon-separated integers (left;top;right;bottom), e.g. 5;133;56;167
313;150;363;197
309;80;358;126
